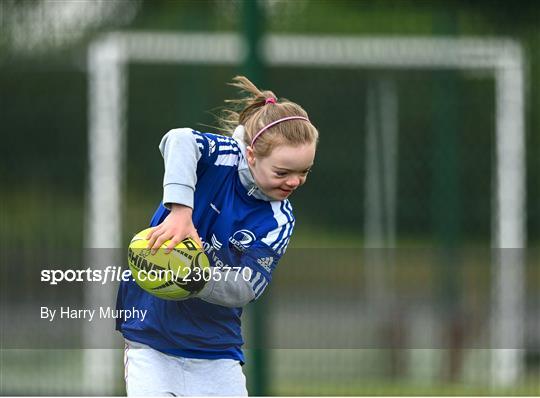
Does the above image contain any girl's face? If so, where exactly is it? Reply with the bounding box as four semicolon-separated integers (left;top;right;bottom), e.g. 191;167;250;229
247;142;316;200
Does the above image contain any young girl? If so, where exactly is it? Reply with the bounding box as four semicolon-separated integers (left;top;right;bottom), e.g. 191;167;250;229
116;76;319;396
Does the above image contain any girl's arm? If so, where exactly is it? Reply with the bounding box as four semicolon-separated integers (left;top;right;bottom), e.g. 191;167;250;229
146;129;206;253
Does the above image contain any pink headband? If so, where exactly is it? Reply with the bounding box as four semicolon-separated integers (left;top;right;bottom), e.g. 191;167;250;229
265;97;276;104
250;116;311;147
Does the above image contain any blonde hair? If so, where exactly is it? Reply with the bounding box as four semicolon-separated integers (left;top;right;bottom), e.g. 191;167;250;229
217;76;319;158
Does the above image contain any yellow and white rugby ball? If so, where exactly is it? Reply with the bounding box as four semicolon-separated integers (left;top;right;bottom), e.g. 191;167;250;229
128;228;210;300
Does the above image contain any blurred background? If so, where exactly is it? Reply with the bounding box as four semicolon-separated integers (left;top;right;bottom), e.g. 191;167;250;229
1;0;539;395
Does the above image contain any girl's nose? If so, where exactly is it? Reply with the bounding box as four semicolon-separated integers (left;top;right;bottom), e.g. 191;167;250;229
286;176;301;187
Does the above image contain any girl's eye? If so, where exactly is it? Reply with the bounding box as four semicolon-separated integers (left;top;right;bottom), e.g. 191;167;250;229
275;172;288;178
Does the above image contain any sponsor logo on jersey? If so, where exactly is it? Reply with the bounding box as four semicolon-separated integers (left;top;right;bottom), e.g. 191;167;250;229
229;229;255;253
203;238;230;268
201;234;231;268
256;257;274;272
211;234;223;251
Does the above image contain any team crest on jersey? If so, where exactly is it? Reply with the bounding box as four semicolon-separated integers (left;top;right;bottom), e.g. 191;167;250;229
229;229;255;253
256;257;274;272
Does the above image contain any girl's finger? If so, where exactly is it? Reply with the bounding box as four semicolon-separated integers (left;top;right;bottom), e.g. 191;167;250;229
151;233;169;254
189;230;203;249
145;227;156;240
146;226;160;248
165;237;181;254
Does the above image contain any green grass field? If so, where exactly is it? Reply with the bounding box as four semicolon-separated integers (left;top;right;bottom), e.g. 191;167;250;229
2;349;539;396
274;379;540;396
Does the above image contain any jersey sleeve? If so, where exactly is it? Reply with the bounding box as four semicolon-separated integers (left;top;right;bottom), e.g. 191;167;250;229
196;205;295;307
241;199;295;300
159;128;233;209
241;243;283;300
196;231;293;307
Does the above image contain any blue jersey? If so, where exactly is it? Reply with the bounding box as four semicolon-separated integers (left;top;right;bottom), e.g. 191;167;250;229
116;128;295;363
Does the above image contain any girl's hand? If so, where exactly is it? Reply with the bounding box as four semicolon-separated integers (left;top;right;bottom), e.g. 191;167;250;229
146;204;203;254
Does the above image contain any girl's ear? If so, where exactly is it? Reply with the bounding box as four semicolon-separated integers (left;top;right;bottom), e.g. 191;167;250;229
246;146;256;167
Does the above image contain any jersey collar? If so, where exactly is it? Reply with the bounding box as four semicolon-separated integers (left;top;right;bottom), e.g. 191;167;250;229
232;125;275;202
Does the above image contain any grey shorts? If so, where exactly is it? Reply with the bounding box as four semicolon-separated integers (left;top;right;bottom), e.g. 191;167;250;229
124;339;248;396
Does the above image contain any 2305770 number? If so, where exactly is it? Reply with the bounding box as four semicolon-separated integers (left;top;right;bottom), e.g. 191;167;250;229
184;266;252;282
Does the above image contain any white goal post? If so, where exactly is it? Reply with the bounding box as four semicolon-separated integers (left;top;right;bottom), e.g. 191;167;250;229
86;32;526;393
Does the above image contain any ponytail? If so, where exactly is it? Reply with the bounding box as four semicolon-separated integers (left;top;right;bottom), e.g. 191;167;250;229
216;76;319;158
